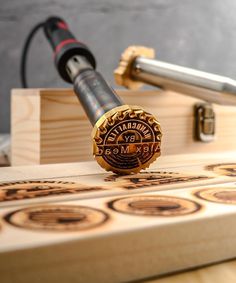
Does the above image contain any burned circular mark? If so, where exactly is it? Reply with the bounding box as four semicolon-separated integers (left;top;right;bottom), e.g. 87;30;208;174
4;204;109;231
0;181;105;202
108;195;201;216
194;187;236;204
104;171;209;190
206;163;236;177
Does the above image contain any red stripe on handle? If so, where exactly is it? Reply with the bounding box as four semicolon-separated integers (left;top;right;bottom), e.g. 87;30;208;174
54;39;78;55
57;21;68;30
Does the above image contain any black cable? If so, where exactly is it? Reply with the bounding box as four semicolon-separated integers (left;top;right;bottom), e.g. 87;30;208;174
20;22;45;88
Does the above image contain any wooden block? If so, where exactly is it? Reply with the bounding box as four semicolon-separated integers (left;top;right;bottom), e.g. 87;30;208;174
11;88;236;165
1;153;236;282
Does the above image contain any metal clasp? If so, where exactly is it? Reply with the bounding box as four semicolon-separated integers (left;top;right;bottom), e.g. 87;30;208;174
194;103;215;142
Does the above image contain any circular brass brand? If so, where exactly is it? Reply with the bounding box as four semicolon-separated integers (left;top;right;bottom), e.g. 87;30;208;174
5;205;109;231
0;181;105;202
114;45;155;89
108;195;201;216
205;163;236;177
92;105;162;174
195;187;236;204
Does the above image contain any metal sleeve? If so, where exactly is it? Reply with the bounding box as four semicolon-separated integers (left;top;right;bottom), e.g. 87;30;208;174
73;69;123;125
132;56;236;105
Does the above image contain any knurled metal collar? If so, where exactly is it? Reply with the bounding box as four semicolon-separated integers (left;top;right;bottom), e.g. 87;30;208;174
114;46;155;90
92;105;162;174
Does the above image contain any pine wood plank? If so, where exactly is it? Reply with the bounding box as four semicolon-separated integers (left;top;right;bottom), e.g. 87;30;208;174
1;182;236;282
1;153;236;282
1;152;236;208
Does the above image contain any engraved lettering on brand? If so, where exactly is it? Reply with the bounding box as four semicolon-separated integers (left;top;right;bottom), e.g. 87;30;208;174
93;106;162;172
96;142;160;156
106;122;152;142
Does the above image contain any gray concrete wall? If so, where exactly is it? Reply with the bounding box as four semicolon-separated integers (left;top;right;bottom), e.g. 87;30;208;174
1;0;236;132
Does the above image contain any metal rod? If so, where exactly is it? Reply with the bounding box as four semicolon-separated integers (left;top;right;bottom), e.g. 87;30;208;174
132;56;236;106
67;55;123;125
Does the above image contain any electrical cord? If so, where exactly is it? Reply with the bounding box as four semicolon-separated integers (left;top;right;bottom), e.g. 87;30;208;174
20;22;45;88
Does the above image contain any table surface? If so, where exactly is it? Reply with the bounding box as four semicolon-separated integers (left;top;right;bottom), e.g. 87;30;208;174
146;259;236;282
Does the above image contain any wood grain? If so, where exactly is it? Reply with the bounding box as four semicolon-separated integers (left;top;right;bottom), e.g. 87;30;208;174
11;88;236;165
1;153;236;282
2;152;236;207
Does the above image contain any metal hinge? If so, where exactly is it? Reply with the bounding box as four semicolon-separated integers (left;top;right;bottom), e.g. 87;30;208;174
194;103;215;142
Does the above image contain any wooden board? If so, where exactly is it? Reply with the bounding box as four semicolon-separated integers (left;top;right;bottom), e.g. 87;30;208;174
1;152;236;207
1;152;236;282
11;88;236;165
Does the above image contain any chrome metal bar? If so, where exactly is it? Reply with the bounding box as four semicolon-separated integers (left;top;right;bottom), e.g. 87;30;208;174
132;57;236;106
